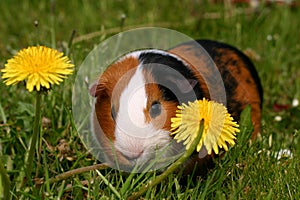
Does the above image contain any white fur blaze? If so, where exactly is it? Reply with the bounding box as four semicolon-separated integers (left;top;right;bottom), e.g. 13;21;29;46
114;66;150;159
113;65;175;161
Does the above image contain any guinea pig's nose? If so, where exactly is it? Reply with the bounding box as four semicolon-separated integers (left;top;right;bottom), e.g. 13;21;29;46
122;150;144;161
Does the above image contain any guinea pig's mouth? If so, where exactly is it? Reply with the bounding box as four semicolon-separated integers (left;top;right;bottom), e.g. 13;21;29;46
120;150;144;161
115;143;182;172
112;128;185;172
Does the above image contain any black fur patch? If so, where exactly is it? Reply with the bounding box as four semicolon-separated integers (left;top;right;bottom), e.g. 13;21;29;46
139;52;204;103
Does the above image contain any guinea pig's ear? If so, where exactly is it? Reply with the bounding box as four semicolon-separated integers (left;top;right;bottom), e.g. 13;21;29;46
89;80;108;98
167;77;198;94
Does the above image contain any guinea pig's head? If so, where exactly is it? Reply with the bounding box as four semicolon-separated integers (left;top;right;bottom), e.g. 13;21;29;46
90;50;203;172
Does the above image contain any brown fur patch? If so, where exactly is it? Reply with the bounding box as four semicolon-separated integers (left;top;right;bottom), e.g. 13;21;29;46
214;48;262;136
94;56;140;141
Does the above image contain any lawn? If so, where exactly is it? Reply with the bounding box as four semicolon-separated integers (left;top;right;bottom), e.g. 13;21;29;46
0;0;299;199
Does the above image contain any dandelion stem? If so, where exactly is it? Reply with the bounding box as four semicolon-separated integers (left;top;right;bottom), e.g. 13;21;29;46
47;163;108;184
128;120;204;200
0;161;11;200
25;91;42;184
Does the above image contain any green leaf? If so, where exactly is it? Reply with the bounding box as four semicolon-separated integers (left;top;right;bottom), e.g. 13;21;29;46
0;102;7;124
17;102;34;117
0;161;11;200
0;174;3;199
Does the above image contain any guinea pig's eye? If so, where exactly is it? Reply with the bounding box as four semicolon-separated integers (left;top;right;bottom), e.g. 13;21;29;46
111;105;116;121
149;101;161;119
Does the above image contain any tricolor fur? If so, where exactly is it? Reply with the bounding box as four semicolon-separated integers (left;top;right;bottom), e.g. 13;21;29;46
91;39;263;173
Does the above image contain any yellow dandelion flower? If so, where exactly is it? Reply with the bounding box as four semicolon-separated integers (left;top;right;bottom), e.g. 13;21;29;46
1;46;74;92
171;98;240;155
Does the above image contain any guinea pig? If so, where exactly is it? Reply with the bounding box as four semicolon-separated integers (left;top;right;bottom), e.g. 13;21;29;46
89;39;263;173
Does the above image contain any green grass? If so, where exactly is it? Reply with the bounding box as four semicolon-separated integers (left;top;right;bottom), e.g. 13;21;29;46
0;0;300;199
